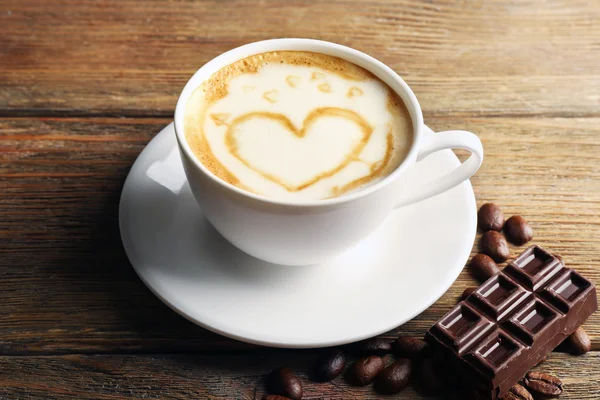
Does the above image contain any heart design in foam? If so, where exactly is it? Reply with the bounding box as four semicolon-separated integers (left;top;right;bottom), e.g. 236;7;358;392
226;107;373;191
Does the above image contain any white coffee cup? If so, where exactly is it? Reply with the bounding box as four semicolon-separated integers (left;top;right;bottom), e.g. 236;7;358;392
174;39;483;266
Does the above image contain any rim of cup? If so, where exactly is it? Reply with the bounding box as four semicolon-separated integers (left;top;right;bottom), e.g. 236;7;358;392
174;38;424;208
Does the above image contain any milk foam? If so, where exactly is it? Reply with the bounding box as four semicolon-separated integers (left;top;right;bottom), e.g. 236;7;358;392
184;51;412;201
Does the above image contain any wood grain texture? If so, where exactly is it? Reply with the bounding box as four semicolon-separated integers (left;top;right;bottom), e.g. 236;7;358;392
2;1;600;397
2;0;600;117
0;352;597;399
1;116;598;355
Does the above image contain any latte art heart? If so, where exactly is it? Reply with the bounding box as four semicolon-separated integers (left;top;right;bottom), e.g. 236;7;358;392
184;51;413;201
226;108;372;191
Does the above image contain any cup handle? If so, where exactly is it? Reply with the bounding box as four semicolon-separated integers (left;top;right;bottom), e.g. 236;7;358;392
394;127;483;209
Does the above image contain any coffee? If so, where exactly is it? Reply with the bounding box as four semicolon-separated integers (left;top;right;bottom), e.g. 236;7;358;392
184;51;413;201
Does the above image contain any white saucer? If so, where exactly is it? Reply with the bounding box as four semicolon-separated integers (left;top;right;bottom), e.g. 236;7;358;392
119;123;477;348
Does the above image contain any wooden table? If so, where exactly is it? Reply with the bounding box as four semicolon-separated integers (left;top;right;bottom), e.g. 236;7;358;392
2;1;599;398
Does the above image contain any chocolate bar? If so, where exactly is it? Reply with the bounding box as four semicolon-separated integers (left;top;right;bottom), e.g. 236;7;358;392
425;246;597;399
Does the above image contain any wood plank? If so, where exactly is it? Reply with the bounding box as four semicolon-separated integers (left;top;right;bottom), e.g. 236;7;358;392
0;352;597;399
1;116;599;354
1;0;600;117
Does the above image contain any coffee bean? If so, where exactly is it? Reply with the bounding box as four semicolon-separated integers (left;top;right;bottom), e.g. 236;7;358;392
461;287;477;301
313;349;346;382
415;357;445;395
523;371;563;397
470;253;500;281
375;358;412;394
393;336;430;359
346;355;385;386
480;231;510;262
262;396;292;400
267;367;303;400
565;326;591;355
348;337;392;355
504;215;533;245
478;203;505;231
503;383;533;400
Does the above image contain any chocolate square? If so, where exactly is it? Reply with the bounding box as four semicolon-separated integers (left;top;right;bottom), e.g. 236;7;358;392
540;269;592;313
470;274;532;322
504;246;564;291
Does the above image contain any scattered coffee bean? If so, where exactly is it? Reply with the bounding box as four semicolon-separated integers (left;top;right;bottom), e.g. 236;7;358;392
461;287;477;301
393;336;430;359
313;349;346;382
480;231;510;262
346;355;385;386
470;253;500;281
504;215;533;245
375;358;412;394
267;367;303;400
262;396;292;400
503;383;533;400
415;357;445;395
348;337;392;355
523;372;563;397
478;203;505;231
565;326;591;355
